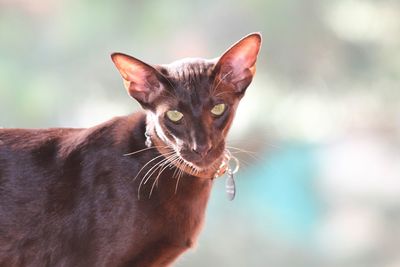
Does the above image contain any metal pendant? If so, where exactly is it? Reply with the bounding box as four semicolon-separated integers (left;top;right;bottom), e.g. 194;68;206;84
224;150;240;201
225;170;236;201
214;149;240;201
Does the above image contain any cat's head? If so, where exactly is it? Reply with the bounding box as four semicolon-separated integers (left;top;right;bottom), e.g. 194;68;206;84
112;33;261;177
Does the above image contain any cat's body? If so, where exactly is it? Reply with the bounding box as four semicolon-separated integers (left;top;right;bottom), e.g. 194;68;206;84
0;112;211;266
0;33;261;266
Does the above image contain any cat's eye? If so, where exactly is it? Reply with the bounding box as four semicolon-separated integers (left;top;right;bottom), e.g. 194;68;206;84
211;103;226;116
166;110;184;122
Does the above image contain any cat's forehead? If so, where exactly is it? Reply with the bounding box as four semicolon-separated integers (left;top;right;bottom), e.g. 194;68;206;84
158;58;216;85
155;58;218;109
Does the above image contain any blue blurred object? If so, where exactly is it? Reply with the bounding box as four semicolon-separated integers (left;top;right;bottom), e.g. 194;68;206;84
241;142;320;241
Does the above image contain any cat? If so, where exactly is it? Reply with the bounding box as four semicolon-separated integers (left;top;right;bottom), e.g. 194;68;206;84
0;33;261;267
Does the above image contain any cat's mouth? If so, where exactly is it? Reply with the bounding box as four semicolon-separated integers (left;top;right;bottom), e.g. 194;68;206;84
180;152;218;169
152;143;225;179
175;152;225;179
174;144;226;178
149;130;225;178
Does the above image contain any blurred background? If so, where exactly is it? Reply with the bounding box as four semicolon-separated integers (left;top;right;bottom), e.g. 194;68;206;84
1;0;399;266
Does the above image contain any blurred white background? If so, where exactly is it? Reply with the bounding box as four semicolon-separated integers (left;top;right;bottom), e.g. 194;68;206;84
1;0;399;266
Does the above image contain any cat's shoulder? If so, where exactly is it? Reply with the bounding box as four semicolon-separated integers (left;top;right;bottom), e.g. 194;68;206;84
0;111;146;149
0;126;81;146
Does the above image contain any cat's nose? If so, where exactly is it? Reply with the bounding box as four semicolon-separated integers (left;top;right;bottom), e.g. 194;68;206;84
192;143;212;158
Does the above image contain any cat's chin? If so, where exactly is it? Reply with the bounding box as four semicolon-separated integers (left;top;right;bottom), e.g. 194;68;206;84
177;153;225;179
150;134;225;179
176;145;227;178
159;147;225;179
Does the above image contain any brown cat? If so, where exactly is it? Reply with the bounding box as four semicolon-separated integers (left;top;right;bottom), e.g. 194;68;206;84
0;33;261;266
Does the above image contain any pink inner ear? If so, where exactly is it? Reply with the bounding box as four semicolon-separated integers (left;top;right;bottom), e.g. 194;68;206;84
123;65;153;92
112;53;162;104
238;43;259;67
123;64;161;101
218;34;261;75
220;36;260;73
214;34;261;91
112;56;149;88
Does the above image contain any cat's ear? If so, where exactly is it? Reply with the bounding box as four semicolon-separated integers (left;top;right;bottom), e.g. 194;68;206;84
214;33;261;94
111;53;163;106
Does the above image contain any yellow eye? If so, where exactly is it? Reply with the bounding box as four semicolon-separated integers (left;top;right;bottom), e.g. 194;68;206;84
166;110;184;122
211;103;226;116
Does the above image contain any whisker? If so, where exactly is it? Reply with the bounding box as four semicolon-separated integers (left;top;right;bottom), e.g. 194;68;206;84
227;139;281;149
182;161;191;176
135;151;176;199
149;155;180;198
137;156;169;199
226;146;257;155
212;70;233;95
152;154;180;185
142;155;175;185
174;158;185;194
226;146;260;161
235;157;252;169
140;153;178;194
133;151;174;181
174;174;181;194
172;161;180;179
123;145;169;156
230;152;263;164
159;73;179;99
133;154;165;181
174;161;183;194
